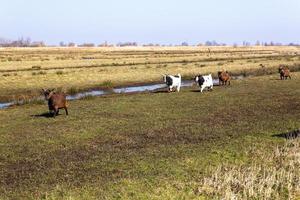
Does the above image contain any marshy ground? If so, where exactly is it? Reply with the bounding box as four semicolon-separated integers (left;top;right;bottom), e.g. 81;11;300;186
0;71;299;199
1;46;300;102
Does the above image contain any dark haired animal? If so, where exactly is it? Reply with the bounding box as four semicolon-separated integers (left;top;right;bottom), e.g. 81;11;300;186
218;71;231;85
42;89;68;117
278;66;291;80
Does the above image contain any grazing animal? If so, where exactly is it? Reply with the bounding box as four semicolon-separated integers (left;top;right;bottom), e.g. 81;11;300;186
278;66;291;80
218;71;231;85
194;74;213;92
163;74;181;92
42;89;68;117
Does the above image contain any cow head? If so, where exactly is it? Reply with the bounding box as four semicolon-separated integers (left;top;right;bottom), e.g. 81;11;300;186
194;75;204;86
42;89;55;100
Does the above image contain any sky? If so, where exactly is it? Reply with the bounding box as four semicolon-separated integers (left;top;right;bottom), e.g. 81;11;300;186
1;0;300;45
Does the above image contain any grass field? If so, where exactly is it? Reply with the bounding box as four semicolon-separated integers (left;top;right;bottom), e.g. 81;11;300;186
1;46;300;102
0;72;299;199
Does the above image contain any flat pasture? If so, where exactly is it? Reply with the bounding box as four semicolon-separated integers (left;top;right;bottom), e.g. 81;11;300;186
1;46;300;102
0;72;299;199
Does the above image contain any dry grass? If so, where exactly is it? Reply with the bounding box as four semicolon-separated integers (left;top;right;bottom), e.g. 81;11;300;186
0;46;300;102
198;138;300;199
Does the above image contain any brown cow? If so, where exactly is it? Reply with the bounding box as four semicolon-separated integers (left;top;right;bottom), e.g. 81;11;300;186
42;89;68;117
218;71;231;85
278;66;291;80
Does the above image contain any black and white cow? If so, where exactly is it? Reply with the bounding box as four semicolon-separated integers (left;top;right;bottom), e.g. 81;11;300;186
163;74;181;92
194;74;213;92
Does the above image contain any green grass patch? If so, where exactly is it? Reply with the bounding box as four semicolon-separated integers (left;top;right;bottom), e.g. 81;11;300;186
97;80;114;88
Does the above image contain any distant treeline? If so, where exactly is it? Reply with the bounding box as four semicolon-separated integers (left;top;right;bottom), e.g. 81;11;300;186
0;37;45;47
0;37;299;47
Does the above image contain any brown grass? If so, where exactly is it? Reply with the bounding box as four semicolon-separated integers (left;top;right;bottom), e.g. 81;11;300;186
0;46;299;102
198;138;300;199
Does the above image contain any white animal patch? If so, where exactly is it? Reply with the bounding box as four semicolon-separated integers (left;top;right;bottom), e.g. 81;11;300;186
163;74;181;92
195;74;213;93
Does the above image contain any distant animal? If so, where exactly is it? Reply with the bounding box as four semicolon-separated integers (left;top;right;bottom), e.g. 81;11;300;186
194;74;213;92
42;89;68;117
278;66;291;80
163;74;181;92
218;71;231;85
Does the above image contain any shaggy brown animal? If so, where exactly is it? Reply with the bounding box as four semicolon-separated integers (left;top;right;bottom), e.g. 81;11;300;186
218;71;231;85
278;66;291;80
42;89;68;117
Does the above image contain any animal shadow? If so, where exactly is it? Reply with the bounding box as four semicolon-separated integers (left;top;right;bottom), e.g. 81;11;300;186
31;112;56;118
153;89;171;93
191;89;214;93
269;78;282;81
272;129;300;139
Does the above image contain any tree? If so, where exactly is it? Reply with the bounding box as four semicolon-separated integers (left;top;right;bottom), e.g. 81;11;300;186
30;41;45;47
68;42;76;47
181;42;189;46
59;41;66;47
116;42;138;47
78;43;95;47
243;41;250;46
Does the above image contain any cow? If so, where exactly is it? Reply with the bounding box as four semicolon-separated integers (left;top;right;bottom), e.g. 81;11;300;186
218;71;231;85
194;74;213;93
42;89;68;117
163;74;181;92
278;66;291;80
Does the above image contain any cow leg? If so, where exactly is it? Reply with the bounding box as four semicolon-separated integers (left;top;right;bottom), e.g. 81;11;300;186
65;107;69;115
49;110;53;117
289;75;291;79
53;106;59;117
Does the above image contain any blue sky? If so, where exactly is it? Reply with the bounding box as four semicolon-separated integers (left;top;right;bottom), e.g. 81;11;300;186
1;0;299;45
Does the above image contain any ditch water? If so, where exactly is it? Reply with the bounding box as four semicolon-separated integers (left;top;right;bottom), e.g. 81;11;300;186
0;78;234;110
